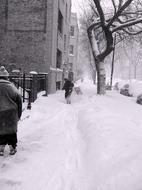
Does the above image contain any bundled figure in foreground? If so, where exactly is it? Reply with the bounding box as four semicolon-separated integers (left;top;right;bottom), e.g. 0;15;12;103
0;66;22;156
62;78;74;104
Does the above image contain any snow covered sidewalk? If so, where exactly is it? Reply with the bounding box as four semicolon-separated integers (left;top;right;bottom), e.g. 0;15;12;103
0;80;142;190
0;92;85;190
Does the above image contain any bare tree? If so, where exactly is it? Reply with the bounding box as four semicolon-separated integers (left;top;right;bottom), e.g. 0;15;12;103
79;8;97;83
123;39;142;79
87;0;142;94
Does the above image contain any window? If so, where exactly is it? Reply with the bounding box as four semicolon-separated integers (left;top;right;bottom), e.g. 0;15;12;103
69;45;74;55
56;82;61;90
65;4;68;22
58;10;63;34
70;26;74;36
56;49;62;68
64;35;66;52
69;63;73;70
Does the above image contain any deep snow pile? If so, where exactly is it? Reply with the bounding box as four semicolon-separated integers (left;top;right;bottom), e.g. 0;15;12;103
0;79;142;190
115;79;142;97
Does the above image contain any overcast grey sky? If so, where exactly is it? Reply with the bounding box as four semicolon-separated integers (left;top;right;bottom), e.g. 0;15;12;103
71;0;113;14
71;0;89;12
71;0;81;12
71;0;89;16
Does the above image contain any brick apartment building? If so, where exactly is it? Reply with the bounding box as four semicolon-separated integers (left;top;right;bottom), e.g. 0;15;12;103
68;12;79;81
0;0;71;93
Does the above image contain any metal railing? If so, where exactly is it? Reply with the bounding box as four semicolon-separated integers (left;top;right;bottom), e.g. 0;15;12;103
9;73;48;110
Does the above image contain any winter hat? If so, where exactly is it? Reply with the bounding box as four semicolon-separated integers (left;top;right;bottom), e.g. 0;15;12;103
0;66;9;77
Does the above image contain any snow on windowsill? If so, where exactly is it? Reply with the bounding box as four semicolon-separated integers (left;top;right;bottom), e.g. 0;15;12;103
50;67;63;72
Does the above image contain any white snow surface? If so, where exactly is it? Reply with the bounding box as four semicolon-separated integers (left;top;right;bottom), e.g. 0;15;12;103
1;79;142;190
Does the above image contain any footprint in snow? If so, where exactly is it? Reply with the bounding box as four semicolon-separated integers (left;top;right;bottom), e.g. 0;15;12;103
0;178;21;188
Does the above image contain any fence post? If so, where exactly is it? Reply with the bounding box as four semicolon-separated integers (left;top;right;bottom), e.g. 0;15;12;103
23;73;25;103
27;89;31;110
30;73;38;102
44;73;48;96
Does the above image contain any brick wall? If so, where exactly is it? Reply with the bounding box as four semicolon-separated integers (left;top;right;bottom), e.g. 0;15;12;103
8;0;47;31
0;0;71;93
69;13;79;81
0;0;49;73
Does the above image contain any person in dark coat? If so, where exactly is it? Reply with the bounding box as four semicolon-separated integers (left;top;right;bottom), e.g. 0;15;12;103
62;78;74;104
0;66;22;156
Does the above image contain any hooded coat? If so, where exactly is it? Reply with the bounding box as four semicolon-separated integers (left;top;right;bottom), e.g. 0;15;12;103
0;79;22;135
62;80;74;98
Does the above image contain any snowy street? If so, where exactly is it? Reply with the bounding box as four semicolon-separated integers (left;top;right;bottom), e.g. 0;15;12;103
0;80;142;190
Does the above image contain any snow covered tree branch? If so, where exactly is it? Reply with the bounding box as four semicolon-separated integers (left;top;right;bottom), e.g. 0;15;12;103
85;0;142;94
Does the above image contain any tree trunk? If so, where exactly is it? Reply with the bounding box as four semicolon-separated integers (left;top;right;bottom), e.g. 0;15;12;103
87;28;107;94
96;61;106;94
88;47;96;84
110;49;115;88
134;65;137;79
129;61;131;80
93;69;96;84
110;34;116;88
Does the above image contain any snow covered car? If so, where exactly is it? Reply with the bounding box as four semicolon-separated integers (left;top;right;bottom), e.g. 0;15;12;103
136;94;142;105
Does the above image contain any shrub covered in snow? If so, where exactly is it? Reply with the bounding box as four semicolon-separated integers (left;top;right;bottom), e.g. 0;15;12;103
105;83;111;90
136;94;142;105
120;84;133;97
29;71;38;75
113;82;119;90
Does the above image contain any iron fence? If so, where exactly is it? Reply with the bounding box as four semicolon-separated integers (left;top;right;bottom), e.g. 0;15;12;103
9;73;48;110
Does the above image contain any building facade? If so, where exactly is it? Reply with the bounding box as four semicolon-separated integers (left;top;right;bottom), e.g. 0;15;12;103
0;0;71;93
68;12;79;81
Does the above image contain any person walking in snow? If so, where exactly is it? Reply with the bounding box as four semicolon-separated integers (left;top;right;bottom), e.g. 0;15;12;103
0;66;22;156
62;78;74;104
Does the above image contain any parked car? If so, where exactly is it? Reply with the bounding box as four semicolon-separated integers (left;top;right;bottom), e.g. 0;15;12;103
136;94;142;105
